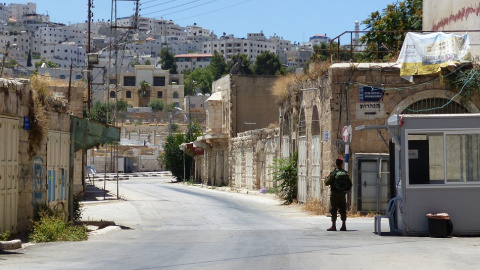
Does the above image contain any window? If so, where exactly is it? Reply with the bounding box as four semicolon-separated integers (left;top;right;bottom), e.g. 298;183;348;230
123;76;135;86
75;75;82;80
173;91;179;98
59;75;66;79
157;91;163;98
126;91;132;98
153;76;165;86
407;132;480;185
109;91;115;98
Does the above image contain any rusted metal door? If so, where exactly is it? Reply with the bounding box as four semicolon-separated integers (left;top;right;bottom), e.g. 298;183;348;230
311;135;322;200
297;137;307;203
245;148;254;189
0;116;19;233
47;131;70;211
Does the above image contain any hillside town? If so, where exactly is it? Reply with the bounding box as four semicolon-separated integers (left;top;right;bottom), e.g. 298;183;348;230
3;0;480;268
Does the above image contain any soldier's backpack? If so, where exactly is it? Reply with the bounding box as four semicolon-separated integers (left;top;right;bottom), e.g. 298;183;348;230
333;170;351;191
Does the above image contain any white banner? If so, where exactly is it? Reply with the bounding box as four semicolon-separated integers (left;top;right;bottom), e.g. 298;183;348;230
397;32;471;82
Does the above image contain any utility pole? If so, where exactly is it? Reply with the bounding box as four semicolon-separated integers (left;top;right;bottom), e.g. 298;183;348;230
87;0;93;113
110;0;140;198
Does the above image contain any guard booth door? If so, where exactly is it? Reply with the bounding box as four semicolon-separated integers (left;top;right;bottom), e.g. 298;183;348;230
354;155;390;213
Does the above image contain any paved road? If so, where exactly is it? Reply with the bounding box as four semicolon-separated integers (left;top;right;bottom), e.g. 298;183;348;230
1;176;480;269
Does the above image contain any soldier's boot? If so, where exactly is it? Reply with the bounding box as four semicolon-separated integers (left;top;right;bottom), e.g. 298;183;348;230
340;220;347;231
327;221;337;231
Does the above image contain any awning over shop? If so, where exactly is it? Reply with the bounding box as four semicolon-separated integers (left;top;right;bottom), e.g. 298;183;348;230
71;116;120;152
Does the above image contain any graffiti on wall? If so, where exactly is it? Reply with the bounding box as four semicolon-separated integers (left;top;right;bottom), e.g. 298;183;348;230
433;4;480;31
33;156;45;209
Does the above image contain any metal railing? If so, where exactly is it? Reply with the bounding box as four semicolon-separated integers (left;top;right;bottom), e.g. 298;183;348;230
322;30;480;63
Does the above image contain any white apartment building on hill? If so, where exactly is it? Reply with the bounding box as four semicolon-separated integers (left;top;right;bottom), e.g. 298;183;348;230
201;33;276;62
8;2;35;22
40;43;86;68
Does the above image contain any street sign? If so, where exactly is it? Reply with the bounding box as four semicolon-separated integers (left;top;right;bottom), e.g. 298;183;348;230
359;86;385;102
325;130;329;141
342;126;349;143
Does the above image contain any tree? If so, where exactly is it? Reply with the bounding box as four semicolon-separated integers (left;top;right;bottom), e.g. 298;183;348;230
159;133;185;179
227;53;252;75
138;80;151;97
312;43;329;62
88;102;113;124
183;67;214;95
6;59;17;69
209;50;227;80
159;121;202;180
361;0;422;61
148;99;164;112
116;99;129;111
254;51;286;75
159;48;177;74
35;58;58;69
144;59;151;65
129;57;140;67
27;50;32;67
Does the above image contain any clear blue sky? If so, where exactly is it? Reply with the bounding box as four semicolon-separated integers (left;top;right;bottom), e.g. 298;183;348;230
30;0;392;43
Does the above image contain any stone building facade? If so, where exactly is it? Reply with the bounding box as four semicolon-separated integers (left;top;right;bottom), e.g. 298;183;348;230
288;62;480;212
195;74;278;186
216;62;480;214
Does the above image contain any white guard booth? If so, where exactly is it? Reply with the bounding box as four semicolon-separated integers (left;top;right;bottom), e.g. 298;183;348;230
360;113;480;236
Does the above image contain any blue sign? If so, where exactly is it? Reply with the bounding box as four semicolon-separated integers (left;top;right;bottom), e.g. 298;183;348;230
24;116;30;130
359;86;385;102
324;130;329;141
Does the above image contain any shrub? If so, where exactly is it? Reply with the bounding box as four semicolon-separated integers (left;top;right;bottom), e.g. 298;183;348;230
148;99;164;112
271;151;298;204
0;230;11;241
73;195;83;221
29;209;87;242
169;122;179;132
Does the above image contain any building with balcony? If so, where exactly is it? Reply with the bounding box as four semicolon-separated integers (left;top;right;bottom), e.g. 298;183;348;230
201;33;276;62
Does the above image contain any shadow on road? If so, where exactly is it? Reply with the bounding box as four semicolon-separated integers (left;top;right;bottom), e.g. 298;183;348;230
83;184;115;201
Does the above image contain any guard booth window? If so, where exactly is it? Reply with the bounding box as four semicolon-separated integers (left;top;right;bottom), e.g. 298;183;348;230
407;132;480;185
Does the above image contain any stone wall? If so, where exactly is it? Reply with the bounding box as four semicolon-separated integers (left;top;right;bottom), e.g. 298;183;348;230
0;78;84;233
230;128;280;190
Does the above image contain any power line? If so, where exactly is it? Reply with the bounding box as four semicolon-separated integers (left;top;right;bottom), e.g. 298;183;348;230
142;0;201;16
157;0;218;17
142;0;177;9
141;0;158;4
172;0;250;21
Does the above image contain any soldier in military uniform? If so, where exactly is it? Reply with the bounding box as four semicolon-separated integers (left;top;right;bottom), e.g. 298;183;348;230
324;158;352;231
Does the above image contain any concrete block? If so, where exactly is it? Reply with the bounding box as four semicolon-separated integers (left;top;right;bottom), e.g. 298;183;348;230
0;240;22;250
